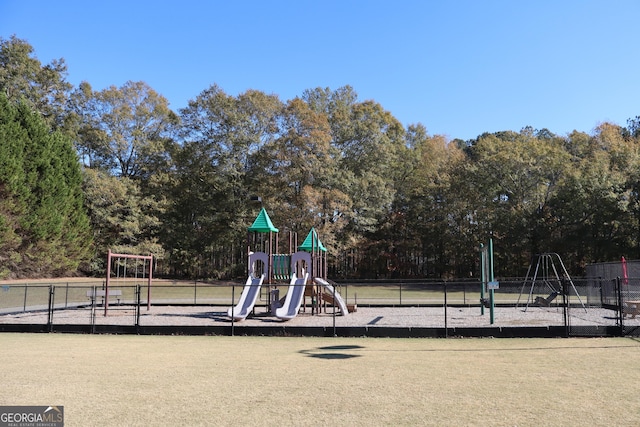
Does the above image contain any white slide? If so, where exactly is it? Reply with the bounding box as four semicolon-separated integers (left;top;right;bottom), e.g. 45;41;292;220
314;278;349;316
227;274;264;321
275;273;309;321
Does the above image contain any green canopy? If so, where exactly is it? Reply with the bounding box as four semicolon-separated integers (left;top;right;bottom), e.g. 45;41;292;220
298;227;327;252
248;208;279;233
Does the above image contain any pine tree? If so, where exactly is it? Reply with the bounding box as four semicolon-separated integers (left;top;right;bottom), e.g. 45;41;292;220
0;93;92;278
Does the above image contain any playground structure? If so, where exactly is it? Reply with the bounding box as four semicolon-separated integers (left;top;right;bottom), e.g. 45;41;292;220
517;253;586;312
104;250;154;316
227;208;351;321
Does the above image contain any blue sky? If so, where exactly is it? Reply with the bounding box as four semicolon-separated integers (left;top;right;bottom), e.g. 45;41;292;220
1;0;639;141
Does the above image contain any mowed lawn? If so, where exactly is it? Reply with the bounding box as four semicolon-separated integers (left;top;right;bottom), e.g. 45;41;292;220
1;334;639;426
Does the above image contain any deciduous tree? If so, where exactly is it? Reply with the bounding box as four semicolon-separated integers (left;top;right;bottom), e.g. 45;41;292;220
71;80;178;179
0;35;72;130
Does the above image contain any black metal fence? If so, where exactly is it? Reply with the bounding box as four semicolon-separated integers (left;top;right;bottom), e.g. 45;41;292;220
0;278;635;336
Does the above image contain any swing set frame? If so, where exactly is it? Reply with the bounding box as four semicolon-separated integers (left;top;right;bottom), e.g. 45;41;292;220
105;250;154;316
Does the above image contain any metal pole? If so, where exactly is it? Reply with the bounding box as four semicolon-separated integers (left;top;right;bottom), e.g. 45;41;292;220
344;283;348;306
616;277;624;336
23;285;28;312
268;231;273;284
231;284;235;336
562;278;569;337
489;237;495;325
105;250;111;316
480;244;485;316
47;285;54;332
147;255;152;311
444;282;448;338
311;229;316;280
90;285;96;334
136;284;141;330
332;284;336;337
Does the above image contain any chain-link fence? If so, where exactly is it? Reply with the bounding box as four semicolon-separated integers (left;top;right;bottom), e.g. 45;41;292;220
615;277;640;336
0;279;632;336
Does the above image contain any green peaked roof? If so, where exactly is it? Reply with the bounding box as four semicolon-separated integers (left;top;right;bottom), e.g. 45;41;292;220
298;228;327;252
248;208;279;233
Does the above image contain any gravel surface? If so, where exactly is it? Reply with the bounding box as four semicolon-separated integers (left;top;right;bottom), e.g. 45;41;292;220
0;304;631;328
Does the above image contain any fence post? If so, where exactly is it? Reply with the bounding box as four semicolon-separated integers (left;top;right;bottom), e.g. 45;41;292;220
231;284;235;337
480;244;485;316
346;283;349;306
47;285;54;332
90;285;96;334
23;285;28;312
136;284;141;331
616;277;624;336
463;282;466;305
332;283;337;337
444;282;448;338
561;279;569;337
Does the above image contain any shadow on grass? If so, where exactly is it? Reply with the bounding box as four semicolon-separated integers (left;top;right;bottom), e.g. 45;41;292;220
299;345;365;359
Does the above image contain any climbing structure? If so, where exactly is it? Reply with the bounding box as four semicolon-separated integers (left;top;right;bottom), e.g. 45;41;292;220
228;208;349;321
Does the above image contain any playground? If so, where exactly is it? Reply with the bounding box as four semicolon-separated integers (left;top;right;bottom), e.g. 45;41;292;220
2;214;640;425
1;208;640;337
1;333;639;426
0;274;636;337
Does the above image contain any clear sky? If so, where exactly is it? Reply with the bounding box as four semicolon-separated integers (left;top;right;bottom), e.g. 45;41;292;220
1;0;639;141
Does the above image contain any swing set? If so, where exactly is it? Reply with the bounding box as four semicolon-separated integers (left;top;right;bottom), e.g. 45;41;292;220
104;250;154;316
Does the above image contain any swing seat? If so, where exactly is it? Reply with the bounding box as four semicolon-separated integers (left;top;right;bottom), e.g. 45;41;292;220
535;291;560;307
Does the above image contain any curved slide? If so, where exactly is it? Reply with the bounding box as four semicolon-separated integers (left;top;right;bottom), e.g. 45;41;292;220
275;273;309;321
314;277;349;316
227;274;264;321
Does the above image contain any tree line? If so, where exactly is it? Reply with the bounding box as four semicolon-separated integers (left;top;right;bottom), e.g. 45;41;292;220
1;35;639;280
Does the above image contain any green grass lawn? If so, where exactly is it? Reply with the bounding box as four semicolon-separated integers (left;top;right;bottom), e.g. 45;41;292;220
1;334;639;426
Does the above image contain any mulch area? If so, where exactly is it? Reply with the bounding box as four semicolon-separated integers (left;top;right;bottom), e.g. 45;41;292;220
0;305;625;329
